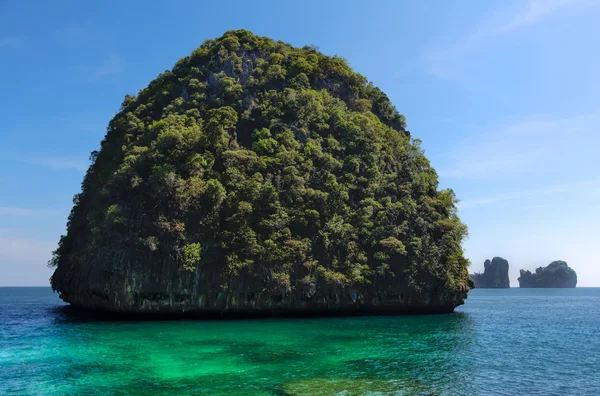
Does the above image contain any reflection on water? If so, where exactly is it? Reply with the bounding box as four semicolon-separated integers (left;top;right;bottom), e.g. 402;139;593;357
2;287;600;395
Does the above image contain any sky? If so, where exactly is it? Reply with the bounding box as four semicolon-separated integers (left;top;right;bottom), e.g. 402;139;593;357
1;0;599;286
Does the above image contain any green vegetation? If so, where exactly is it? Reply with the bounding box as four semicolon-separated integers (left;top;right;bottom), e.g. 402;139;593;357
518;261;577;288
50;30;470;306
183;243;202;272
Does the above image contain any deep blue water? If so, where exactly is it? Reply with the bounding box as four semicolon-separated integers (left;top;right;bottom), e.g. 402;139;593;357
1;287;599;395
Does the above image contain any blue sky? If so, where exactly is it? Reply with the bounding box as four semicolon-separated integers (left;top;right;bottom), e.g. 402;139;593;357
1;0;599;286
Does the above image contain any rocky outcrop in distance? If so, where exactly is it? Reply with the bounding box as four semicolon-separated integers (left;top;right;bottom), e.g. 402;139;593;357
469;257;510;288
518;261;577;288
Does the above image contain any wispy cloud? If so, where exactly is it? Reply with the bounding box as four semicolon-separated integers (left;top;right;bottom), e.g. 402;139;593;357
52;26;84;45
0;237;56;286
79;123;105;133
0;207;57;216
439;113;600;180
26;156;88;172
500;0;593;33
0;207;35;216
458;179;600;209
52;26;117;49
90;54;125;79
48;114;107;134
458;195;515;209
0;237;56;262
0;35;25;48
425;0;598;79
519;203;555;210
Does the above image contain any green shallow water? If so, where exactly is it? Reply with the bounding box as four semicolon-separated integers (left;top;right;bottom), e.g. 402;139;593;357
1;288;599;395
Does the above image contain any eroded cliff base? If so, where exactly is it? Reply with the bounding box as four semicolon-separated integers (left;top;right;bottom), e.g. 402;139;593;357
57;290;465;318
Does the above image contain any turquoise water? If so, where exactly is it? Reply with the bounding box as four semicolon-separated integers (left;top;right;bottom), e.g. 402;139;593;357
1;288;599;395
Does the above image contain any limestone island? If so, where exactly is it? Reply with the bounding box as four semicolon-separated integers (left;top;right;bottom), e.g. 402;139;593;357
49;30;471;316
518;261;577;288
469;257;510;288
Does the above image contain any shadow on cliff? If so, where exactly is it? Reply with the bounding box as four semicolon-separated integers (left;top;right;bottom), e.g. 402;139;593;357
50;305;141;323
49;304;472;323
49;304;281;323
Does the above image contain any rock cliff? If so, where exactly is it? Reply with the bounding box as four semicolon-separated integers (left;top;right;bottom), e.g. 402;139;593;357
469;257;510;288
49;30;471;316
518;261;577;288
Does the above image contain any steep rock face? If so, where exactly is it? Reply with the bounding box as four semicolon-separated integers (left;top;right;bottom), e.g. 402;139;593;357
469;257;510;288
518;261;577;288
49;30;471;316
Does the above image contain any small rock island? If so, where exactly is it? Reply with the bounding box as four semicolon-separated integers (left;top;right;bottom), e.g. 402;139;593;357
49;30;472;316
518;261;577;288
469;257;510;288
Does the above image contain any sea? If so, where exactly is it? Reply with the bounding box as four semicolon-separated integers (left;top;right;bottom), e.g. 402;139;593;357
1;287;599;395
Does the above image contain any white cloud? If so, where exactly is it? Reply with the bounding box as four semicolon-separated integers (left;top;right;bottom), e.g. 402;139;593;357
0;237;55;262
0;35;25;48
90;54;125;79
26;156;88;172
0;237;56;286
52;26;83;44
500;0;593;33
0;207;35;216
425;0;598;79
0;206;55;216
458;195;516;209
79;123;104;133
52;26;117;49
439;113;600;180
458;179;600;209
47;114;107;134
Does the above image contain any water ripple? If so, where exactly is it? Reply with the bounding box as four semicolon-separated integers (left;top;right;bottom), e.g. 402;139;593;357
1;287;599;395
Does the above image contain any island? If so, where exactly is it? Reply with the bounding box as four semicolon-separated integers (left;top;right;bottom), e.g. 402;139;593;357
49;30;472;316
469;257;510;288
518;261;577;288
